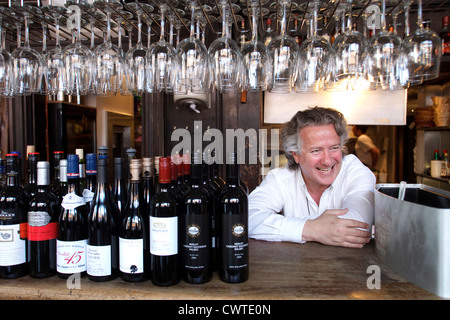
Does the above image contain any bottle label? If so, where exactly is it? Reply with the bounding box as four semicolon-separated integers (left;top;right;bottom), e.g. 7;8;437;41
27;211;58;241
82;189;95;203
443;41;450;54
181;214;210;271
0;224;26;266
119;238;144;274
150;216;178;256
87;244;111;277
56;239;87;274
221;214;249;270
61;191;86;210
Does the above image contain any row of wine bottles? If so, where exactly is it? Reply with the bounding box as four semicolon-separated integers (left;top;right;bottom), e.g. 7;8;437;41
0;149;249;285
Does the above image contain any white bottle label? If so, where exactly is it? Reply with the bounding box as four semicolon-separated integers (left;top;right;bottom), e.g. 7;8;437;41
150;216;178;256
82;189;95;203
56;239;87;274
119;238;144;274
87;244;111;277
0;224;26;266
61;191;86;210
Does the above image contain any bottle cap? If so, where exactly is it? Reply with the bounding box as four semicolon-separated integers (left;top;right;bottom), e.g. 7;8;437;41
67;154;80;177
130;159;142;181
37;161;50;186
85;153;97;175
60;159;68;182
142;157;154;178
159;156;171;184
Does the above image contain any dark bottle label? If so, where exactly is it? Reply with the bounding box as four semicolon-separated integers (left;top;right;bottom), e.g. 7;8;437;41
221;214;248;270
181;214;210;271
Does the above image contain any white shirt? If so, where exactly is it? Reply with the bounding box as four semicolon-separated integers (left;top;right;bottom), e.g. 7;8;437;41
355;134;376;167
248;154;375;243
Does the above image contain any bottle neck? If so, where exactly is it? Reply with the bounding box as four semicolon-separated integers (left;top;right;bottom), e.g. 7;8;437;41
6;173;19;187
226;163;240;187
190;163;202;187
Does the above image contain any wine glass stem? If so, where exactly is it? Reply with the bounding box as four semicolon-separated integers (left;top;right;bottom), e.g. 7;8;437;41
381;0;386;32
404;2;410;36
106;11;111;43
160;6;165;41
222;3;228;38
417;0;423;28
24;14;29;47
313;0;318;36
251;6;257;42
280;1;287;37
190;4;195;38
346;0;352;31
137;12;142;45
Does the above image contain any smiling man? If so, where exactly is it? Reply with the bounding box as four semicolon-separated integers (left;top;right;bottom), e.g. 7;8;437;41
248;107;375;248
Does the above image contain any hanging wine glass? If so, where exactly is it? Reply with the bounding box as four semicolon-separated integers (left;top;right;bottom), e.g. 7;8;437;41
295;0;332;93
126;2;154;95
241;0;270;92
208;0;246;93
267;0;299;93
176;0;211;94
10;4;42;96
93;0;124;96
43;3;69;96
323;0;374;91
63;5;94;96
368;0;403;90
150;0;178;94
0;9;13;97
403;0;441;84
143;12;158;94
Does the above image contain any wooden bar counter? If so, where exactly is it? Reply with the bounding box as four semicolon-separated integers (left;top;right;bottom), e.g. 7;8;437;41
0;239;441;300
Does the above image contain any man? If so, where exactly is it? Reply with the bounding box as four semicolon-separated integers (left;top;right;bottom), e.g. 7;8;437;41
249;107;375;248
352;125;380;170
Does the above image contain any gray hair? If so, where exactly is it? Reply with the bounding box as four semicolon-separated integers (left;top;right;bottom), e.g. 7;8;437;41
281;107;348;171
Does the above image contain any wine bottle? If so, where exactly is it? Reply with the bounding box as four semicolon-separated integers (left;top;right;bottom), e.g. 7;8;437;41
153;156;161;192
57;154;88;279
219;153;249;283
113;157;128;217
0;154;28;279
56;159;68;205
142;157;155;215
83;153;97;210
87;158;119;281
180;153;212;284
149;156;180;286
50;151;64;197
76;149;86;190
119;159;148;282
28;161;59;278
24;152;40;202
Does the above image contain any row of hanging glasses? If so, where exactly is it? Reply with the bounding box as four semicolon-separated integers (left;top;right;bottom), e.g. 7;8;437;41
0;0;443;97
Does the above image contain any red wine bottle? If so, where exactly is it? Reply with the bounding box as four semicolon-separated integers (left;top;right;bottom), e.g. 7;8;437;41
119;159;149;282
87;158;119;281
28;161;59;278
0;154;28;279
83;153;97;210
113;157;128;217
150;156;180;286
180;153;212;284
219;153;249;283
50;151;64;197
57;154;88;279
24;152;40;202
142;157;155;215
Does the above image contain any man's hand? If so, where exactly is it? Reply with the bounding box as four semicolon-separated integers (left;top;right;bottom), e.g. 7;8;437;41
302;209;371;248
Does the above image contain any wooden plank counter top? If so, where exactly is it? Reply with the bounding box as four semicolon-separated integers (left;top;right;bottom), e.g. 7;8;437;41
0;239;441;300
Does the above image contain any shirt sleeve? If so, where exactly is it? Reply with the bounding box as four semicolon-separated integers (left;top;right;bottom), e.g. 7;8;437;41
339;161;375;227
248;171;307;243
